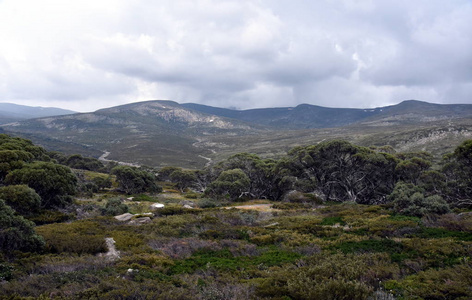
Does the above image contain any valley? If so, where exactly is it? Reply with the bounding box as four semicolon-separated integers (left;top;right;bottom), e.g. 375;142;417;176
2;99;472;168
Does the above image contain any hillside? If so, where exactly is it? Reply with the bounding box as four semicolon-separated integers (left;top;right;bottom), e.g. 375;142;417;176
0;103;76;124
2;100;472;168
183;100;472;129
1;101;266;168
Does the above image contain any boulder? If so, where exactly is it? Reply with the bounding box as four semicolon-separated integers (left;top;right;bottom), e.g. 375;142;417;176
180;200;196;208
150;203;165;209
114;213;134;221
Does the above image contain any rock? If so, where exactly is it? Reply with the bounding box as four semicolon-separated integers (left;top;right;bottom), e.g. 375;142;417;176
128;217;152;225
150;203;165;209
99;237;120;260
114;213;134;221
180;200;196;207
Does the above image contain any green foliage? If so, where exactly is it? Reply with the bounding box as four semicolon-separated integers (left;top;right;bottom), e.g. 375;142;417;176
111;165;162;194
395;156;432;185
0;200;45;254
100;197;129;216
0;185;41;215
198;198;219;208
388;182;450;217
442;139;472;207
320;216;346;226
0;261;13;281
63;154;105;172
36;221;106;255
257;252;398;300
416;227;472;241
206;168;250;201
158;166;182;181
286;140;398;204
333;239;404;256
170;169;197;192
110;230;145;250
28;210;72;225
170;248;301;274
385;262;472;299
5;161;78;208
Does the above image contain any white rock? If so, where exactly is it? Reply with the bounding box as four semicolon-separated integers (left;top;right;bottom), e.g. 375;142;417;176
150;203;165;209
114;213;134;221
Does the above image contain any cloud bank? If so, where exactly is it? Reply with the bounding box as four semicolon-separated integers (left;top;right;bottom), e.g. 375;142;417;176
0;0;471;111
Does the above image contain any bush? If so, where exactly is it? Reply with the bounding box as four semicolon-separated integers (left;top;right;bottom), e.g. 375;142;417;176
384;262;472;299
198;198;219;208
36;221;107;255
0;200;44;254
28;210;72;225
101;198;129;216
111;166;162;194
5;161;78;208
0;185;41;216
388;182;450;217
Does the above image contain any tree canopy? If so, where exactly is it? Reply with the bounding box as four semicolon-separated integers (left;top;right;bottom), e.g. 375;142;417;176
111;165;161;194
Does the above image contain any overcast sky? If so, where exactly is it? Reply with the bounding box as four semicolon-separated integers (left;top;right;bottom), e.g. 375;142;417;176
0;0;471;112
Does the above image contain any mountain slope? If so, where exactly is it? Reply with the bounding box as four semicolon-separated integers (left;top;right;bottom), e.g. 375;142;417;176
183;100;472;129
2;99;472;168
0;103;76;124
2;100;265;168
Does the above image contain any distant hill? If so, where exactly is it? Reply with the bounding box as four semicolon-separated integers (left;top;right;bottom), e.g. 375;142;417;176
184;100;472;129
2;99;472;168
1;100;265;168
0;103;76;124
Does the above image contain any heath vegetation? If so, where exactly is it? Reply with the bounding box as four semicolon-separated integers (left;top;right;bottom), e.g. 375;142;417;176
0;133;471;299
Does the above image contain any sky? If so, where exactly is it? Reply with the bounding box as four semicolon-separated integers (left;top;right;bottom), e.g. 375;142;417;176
0;0;471;112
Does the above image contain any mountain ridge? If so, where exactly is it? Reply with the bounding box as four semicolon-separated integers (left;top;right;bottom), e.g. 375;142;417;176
0;103;76;124
2;99;472;168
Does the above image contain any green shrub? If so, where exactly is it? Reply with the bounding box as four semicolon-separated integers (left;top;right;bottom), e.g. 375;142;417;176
0;200;45;254
0;262;13;281
198;198;219;208
389;182;451;217
184;192;199;199
0;185;41;216
36;221;106;255
384;262;472;299
110;230;145;250
28;210;72;225
257;252;398;300
334;239;404;255
272;202;310;210
320;216;346;226
100;197;128;216
131;194;155;202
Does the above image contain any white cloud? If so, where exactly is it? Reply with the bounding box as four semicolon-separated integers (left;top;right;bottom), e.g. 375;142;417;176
0;0;471;112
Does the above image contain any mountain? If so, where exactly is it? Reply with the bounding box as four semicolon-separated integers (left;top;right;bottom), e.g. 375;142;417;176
183;100;472;129
0;103;76;124
2;100;472;168
182;103;381;129
1;100;265;168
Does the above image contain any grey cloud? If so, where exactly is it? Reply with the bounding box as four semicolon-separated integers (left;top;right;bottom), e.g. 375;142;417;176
0;0;472;111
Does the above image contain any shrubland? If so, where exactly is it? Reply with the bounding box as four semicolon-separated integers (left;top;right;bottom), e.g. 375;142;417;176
0;134;471;299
